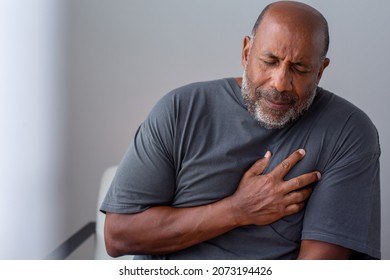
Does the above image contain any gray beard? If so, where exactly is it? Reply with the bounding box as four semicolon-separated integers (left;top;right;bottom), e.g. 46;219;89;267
241;71;317;129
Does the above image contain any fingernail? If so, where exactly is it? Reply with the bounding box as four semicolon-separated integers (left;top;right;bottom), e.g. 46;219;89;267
298;149;306;156
316;172;321;180
264;151;271;158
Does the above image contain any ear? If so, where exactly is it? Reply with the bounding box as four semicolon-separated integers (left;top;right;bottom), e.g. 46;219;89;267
317;58;330;82
242;36;252;68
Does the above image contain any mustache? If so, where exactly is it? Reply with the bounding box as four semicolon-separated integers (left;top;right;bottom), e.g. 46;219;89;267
255;88;297;104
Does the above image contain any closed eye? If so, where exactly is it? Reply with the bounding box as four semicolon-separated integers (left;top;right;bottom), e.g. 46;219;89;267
261;59;277;66
292;65;310;74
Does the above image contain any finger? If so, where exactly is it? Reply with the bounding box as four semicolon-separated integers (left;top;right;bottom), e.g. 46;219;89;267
284;186;313;205
271;149;306;178
283;171;321;193
245;151;272;177
284;201;306;216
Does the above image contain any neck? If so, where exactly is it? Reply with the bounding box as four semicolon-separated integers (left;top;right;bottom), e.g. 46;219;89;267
234;77;243;88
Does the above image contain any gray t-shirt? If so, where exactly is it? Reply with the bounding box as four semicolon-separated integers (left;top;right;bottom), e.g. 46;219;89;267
101;78;381;259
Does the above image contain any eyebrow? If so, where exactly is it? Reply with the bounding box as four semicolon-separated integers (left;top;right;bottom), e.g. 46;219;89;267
263;52;279;60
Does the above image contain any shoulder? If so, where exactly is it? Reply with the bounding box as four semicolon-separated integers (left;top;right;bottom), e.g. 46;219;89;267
149;77;237;117
314;88;374;125
165;78;235;102
312;88;380;158
144;78;233;126
172;78;233;92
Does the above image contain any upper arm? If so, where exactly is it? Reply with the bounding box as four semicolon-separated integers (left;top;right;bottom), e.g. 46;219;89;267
301;111;381;259
297;239;352;260
100;95;177;215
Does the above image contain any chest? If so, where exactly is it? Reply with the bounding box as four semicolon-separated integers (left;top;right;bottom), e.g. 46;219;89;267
171;114;330;207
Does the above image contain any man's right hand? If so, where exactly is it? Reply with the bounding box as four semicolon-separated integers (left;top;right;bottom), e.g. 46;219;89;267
228;149;320;226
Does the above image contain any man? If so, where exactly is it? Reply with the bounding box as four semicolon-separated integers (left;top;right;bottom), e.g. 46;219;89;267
100;1;381;259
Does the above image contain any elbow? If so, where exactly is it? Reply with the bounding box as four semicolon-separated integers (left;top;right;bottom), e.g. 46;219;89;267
104;233;123;258
104;222;126;258
103;213;130;257
105;244;120;258
103;212;142;257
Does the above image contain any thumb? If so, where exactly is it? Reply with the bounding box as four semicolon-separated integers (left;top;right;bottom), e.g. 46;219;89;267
245;151;272;177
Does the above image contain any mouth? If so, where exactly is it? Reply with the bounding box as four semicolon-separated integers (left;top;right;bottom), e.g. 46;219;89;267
263;98;291;111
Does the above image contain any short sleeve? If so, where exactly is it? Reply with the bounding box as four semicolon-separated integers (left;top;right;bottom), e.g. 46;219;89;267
100;94;176;214
302;112;381;259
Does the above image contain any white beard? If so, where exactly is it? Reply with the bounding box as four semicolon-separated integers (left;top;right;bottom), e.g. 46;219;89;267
241;70;317;129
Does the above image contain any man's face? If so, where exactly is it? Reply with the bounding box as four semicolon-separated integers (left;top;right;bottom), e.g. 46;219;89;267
241;14;329;129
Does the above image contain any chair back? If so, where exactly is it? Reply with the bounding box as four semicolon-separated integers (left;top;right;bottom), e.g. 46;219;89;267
94;166;133;259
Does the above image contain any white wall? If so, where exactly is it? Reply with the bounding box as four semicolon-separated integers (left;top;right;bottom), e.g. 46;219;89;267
0;0;67;259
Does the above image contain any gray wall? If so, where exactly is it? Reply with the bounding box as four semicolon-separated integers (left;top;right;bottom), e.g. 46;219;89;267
65;0;390;259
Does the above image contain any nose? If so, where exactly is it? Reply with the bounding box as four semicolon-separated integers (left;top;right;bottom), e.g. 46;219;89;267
270;64;293;92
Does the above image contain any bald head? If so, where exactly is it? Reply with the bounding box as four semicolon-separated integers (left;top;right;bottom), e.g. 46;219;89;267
252;1;329;59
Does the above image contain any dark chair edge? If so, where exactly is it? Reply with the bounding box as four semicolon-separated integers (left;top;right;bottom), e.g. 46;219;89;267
45;221;96;260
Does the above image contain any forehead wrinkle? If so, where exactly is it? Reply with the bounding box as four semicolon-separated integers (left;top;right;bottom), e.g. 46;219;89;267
260;44;311;65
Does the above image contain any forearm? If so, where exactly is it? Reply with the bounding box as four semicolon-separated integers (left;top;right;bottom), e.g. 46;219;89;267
104;198;239;257
297;240;352;260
